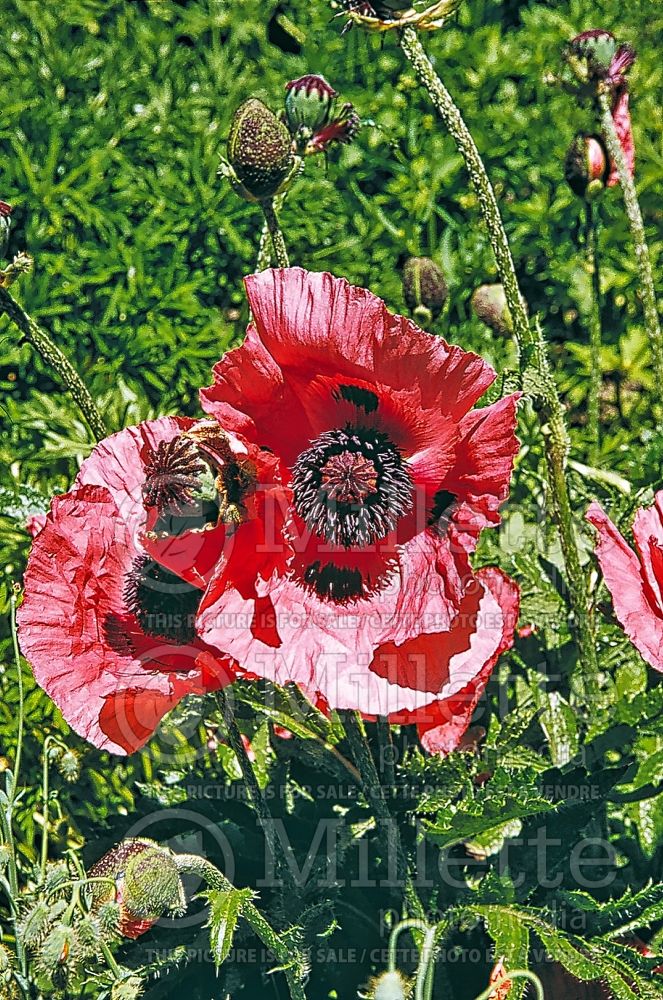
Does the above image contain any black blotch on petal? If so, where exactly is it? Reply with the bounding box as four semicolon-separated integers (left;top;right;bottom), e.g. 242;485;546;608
335;384;379;414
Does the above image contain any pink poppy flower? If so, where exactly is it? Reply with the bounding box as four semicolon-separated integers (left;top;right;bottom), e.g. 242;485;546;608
587;493;663;672
18;417;238;754
197;268;520;749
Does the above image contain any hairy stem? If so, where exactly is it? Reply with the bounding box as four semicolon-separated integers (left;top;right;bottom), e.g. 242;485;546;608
598;89;663;390
0;286;107;442
585;201;603;464
341;711;425;920
174;854;307;1000
261;198;290;268
397;26;598;679
216;690;278;866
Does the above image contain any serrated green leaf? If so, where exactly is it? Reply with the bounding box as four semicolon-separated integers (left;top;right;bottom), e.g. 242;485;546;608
482;909;529;1000
205;888;253;967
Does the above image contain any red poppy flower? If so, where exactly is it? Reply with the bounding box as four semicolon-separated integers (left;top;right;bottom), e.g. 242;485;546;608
198;268;520;749
18;417;238;754
587;494;663;672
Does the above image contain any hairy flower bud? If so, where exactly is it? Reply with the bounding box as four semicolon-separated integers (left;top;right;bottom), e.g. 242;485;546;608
370;970;410;999
227;98;294;202
402;257;448;322
471;283;514;336
56;748;80;783
565;133;609;199
0;202;11;258
89;838;185;939
285;75;337;134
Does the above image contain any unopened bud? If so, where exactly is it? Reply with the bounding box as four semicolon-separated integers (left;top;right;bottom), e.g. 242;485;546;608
89;838;185;940
565;134;608;199
227;98;294;202
56;748;80;783
370;970;410;1000
402;257;448;323
471;283;513;336
0;202;11;258
111;974;145;1000
285;75;337;134
564;30;635;88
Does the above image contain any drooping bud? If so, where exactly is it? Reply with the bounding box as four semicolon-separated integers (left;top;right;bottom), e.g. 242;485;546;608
285;75;337;135
227;98;294;202
369;970;410;1000
564;133;608;199
89;838;186;940
0;202;12;258
471;283;514;336
56;748;80;783
402;257;448;322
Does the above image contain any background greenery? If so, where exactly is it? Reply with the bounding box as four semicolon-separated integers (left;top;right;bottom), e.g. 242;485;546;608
0;0;662;997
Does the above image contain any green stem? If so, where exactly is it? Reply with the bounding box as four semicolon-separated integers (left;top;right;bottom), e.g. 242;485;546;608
39;735;66;880
397;26;598;681
585;201;602;464
174;855;307;1000
260;198;290;268
216;691;278;866
598;89;663;391
7;594;25;971
376;716;396;787
341;711;425;920
538;338;599;694
0;285;107;442
100;939;122;980
414;926;437;1000
8;594;24;808
473;969;544;1000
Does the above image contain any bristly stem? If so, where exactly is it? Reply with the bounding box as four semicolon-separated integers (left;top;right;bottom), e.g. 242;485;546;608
216;690;278;866
0;286;107;442
261;198;290;268
341;711;425;920
585;200;603;464
598;89;663;391
397;25;598;681
174;854;308;1000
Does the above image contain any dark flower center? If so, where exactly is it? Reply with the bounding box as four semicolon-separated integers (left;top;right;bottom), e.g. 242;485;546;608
291;425;412;548
123;556;202;644
143;437;206;515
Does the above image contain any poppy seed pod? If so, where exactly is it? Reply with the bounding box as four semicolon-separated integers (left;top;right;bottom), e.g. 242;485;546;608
471;283;514;336
0;202;12;258
227;98;294;202
565;134;609;199
402;256;448;321
89;838;185;939
285;75;337;135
